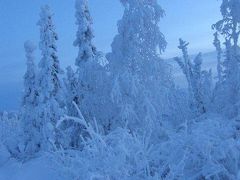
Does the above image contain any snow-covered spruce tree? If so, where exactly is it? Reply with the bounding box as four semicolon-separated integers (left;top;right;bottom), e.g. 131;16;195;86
59;0;112;148
107;0;177;133
36;5;64;151
21;41;41;154
175;39;213;115
73;0;96;122
74;0;96;66
212;0;240;117
213;0;240;47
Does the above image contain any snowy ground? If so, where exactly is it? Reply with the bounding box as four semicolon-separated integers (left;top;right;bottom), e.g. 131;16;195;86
0;156;62;180
0;158;49;180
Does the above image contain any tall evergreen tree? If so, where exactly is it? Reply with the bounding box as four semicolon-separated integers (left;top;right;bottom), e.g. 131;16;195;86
73;0;96;118
74;0;96;66
21;41;40;154
73;0;111;128
58;0;113;148
212;0;240;117
36;5;63;150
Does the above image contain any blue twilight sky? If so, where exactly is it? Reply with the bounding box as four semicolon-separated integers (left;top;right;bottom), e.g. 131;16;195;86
0;0;221;111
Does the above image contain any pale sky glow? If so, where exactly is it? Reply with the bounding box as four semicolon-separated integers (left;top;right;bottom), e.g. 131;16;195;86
0;0;221;110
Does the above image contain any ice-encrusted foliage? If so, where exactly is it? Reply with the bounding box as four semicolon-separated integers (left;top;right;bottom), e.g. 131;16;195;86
74;0;96;66
65;66;80;117
175;39;213;115
38;5;64;105
212;33;226;112
52;105;163;179
21;41;41;155
3;0;240;179
109;0;166;72
0;112;22;159
107;0;177;133
159;114;240;179
36;5;64;150
213;32;224;85
22;41;38;107
213;0;240;43
55;131;162;179
58;66;81;149
48;110;240;180
73;0;97;119
62;0;112;149
212;0;240;117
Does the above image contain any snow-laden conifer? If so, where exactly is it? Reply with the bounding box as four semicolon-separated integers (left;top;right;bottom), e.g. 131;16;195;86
36;5;64;150
212;0;240;117
59;0;113;148
21;41;41;154
74;0;111;124
175;39;213;115
74;0;96;67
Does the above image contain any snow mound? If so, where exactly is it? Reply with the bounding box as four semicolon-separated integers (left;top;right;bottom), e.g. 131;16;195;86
0;155;63;180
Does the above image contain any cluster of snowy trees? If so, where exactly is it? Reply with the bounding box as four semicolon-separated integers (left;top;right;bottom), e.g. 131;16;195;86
175;0;240;120
1;0;240;179
20;0;180;154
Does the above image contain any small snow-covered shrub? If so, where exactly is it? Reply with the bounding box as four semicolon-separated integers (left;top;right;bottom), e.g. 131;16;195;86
159;114;240;179
50;128;163;180
0;111;23;158
50;104;163;179
48;104;240;180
